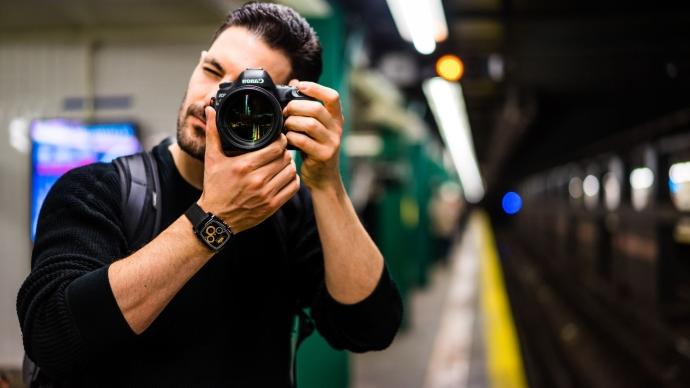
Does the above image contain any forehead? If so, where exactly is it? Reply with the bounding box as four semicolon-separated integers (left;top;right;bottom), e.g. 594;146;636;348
208;26;292;84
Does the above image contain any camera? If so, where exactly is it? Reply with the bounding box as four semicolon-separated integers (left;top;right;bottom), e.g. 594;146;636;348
213;68;316;155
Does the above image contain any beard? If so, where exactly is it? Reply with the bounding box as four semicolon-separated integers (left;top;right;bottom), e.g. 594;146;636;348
176;91;207;161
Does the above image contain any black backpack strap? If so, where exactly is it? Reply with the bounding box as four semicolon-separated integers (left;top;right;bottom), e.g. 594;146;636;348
113;137;171;251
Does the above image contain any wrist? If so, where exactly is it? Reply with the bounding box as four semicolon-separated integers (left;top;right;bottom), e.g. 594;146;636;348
184;202;234;252
308;178;346;202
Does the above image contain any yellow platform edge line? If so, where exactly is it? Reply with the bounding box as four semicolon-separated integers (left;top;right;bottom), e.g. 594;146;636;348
477;211;528;388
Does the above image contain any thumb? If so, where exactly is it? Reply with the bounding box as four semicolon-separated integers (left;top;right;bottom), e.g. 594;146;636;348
204;106;224;159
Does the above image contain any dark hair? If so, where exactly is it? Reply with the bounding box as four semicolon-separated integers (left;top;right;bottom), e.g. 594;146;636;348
212;2;322;83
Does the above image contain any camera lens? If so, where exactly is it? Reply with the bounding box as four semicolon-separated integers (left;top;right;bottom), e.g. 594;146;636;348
220;89;276;144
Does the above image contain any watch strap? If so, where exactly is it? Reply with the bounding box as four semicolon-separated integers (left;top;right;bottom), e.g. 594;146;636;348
185;202;209;231
185;202;233;251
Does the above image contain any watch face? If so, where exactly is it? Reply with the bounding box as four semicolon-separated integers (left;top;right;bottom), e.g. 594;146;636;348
200;218;231;250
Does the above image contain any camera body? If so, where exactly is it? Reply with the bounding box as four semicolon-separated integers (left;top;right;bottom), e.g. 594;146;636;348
213;68;315;155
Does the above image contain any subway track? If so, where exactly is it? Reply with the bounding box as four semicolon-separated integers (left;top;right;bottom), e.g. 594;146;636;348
496;228;690;388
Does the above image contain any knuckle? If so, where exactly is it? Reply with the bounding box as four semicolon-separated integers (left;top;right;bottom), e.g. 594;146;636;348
249;174;264;189
260;186;273;201
309;118;320;132
269;147;280;160
233;160;251;174
268;195;282;210
291;178;301;194
331;135;341;150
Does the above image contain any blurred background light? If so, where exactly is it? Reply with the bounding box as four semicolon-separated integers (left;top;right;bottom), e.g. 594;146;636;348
423;77;484;203
436;54;464;82
385;0;448;55
488;53;505;82
569;177;583;199
630;167;655;211
502;191;522;215
669;161;690;211
9;117;30;154
583;175;600;197
669;161;690;185
603;172;621;210
630;167;654;190
345;133;383;157
275;0;333;17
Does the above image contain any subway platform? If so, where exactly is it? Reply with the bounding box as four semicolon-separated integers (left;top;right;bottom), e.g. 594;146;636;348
353;211;527;388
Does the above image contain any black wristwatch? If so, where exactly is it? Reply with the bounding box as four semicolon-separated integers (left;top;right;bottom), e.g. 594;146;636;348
185;202;233;251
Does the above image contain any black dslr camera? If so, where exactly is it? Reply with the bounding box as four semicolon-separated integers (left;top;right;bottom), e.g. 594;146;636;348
213;68;315;155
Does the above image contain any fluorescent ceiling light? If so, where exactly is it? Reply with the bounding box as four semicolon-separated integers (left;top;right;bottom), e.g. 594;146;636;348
276;0;332;17
423;77;484;203
386;0;448;55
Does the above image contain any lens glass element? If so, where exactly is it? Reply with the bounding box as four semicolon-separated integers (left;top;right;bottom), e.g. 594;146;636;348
222;90;276;144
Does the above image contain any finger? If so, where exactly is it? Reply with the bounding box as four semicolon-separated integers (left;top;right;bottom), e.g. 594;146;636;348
284;115;331;144
288;79;299;87
282;99;333;129
269;172;301;210
286;131;332;161
238;134;289;170
204;106;224;158
252;148;293;182
266;159;298;197
296;81;343;122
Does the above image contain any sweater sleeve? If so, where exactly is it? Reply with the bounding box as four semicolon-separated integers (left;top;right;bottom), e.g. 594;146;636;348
288;187;403;352
16;163;136;378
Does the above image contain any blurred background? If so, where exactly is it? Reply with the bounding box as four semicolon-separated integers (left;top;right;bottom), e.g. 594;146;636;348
1;0;690;387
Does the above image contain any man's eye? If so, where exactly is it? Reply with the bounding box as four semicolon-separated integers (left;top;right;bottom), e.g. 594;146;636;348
203;67;222;77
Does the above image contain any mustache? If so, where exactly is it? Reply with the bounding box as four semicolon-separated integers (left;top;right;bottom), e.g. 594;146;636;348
186;103;207;124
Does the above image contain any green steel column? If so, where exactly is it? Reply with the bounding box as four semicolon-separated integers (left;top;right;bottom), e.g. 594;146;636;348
375;129;415;328
408;143;433;287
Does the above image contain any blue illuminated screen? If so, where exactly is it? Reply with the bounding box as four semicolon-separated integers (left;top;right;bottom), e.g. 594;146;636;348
30;119;142;240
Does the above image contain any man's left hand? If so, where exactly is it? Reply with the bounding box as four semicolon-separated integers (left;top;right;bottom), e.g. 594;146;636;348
283;80;344;192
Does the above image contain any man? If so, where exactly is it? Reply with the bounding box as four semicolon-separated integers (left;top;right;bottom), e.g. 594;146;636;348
17;3;402;387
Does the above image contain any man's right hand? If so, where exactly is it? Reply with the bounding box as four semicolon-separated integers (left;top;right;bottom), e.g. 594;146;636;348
197;106;301;233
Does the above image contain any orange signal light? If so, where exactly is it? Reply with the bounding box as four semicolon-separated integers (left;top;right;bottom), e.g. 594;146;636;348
436;54;464;81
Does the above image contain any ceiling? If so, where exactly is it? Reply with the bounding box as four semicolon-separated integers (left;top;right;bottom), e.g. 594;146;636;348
342;0;690;198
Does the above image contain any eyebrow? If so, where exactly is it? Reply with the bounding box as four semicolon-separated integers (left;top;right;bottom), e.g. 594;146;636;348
203;56;225;74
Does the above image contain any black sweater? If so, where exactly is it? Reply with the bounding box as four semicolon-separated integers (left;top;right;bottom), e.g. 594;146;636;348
17;142;402;387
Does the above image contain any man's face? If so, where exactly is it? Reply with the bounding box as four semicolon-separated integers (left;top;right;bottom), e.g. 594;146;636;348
177;26;293;160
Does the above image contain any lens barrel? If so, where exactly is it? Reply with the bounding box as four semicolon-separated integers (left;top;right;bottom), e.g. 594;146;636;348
216;85;283;155
214;68;316;155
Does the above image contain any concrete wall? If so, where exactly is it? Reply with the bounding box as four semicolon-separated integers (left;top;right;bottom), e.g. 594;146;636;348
0;28;213;368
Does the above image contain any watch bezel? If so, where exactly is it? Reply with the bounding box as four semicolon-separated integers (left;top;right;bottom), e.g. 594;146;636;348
196;215;232;251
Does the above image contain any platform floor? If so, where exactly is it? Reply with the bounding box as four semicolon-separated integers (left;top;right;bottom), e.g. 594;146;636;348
352;211;526;388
